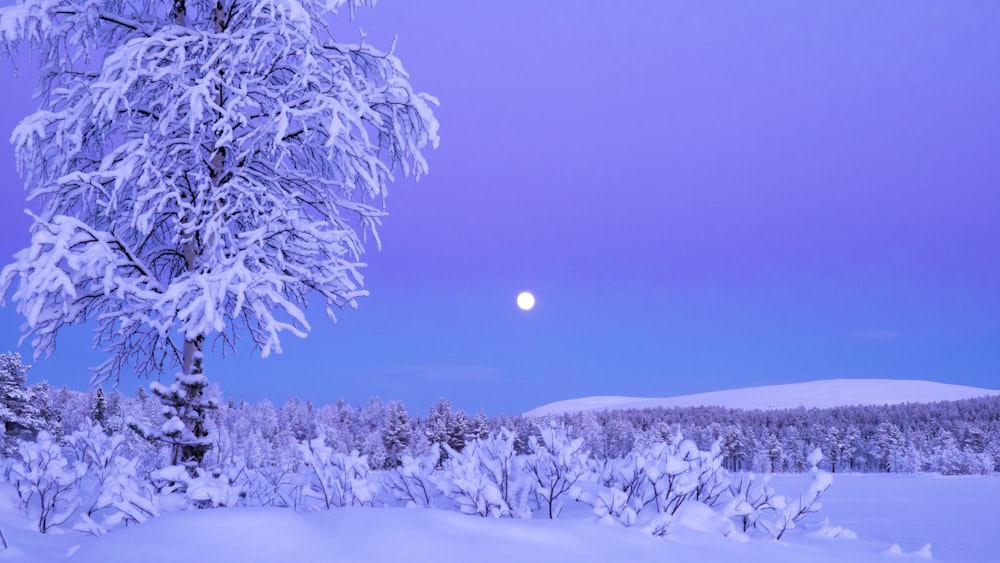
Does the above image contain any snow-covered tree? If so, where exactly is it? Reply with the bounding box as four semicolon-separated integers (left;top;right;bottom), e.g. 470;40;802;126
0;352;45;449
0;0;438;468
873;422;907;473
427;398;459;464
281;398;316;443
468;410;491;442
720;425;750;471
763;433;783;473
382;400;411;469
90;386;107;427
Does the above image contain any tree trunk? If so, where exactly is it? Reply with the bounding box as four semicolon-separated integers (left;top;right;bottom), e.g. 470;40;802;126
151;0;228;473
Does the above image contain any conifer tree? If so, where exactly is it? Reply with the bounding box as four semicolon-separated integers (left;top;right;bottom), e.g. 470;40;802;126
90;385;107;427
382;400;411;469
0;352;44;448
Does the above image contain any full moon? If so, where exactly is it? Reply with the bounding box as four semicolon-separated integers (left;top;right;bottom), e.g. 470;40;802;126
516;291;536;311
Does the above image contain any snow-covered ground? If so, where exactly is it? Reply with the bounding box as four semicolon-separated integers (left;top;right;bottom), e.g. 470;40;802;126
526;379;1000;416
1;474;996;562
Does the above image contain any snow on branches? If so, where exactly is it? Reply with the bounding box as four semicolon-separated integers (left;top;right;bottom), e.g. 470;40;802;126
0;0;439;383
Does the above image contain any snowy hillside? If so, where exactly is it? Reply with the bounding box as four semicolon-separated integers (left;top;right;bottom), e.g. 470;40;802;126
525;379;1000;417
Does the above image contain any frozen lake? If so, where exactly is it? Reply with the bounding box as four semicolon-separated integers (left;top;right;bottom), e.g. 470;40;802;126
772;473;1000;562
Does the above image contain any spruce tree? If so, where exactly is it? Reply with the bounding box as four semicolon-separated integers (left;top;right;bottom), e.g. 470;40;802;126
0;352;44;447
90;385;107;427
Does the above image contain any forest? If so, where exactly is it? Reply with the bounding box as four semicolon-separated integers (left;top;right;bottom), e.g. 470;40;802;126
5;351;997;480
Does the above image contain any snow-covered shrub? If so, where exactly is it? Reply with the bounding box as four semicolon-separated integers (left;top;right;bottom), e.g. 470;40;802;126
589;436;840;541
66;423;158;534
66;423;127;486
149;464;243;510
588;433;711;531
725;471;777;533
78;455;158;534
434;440;513;517
593;488;637;527
638;438;702;516
296;436;377;510
586;438;837;541
238;464;298;508
187;467;245;509
526;424;589;519
691;438;730;507
10;431;86;533
760;448;832;540
478;428;533;517
385;451;439;508
389;428;534;515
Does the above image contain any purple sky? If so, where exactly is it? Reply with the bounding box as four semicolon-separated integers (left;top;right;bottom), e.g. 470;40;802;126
1;1;998;416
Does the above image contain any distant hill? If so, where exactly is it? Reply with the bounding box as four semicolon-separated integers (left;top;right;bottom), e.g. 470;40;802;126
524;379;1000;417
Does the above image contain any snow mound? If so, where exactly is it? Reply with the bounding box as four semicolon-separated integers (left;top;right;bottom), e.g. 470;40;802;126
524;379;1000;416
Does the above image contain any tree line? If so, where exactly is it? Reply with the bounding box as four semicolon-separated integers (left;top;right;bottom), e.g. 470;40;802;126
3;352;997;476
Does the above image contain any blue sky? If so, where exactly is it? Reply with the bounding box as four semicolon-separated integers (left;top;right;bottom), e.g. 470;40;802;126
0;0;998;416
